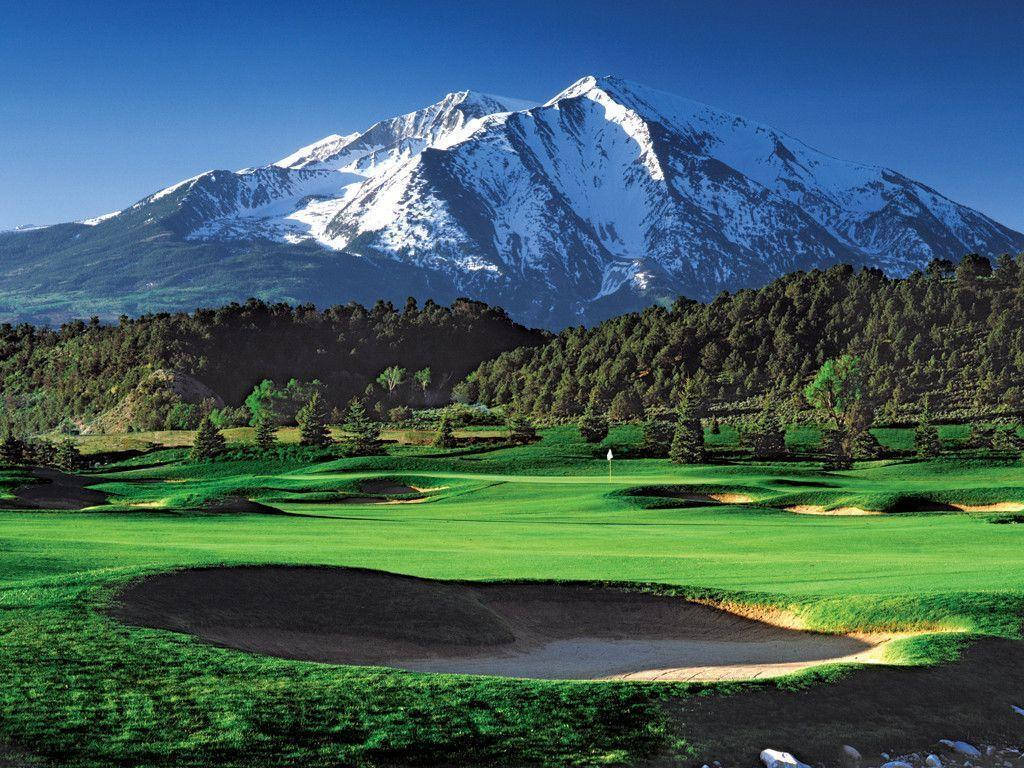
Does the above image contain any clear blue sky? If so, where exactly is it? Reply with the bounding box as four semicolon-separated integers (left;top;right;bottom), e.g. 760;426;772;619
2;0;1021;231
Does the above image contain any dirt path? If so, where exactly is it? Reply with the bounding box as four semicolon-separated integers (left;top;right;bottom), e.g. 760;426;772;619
111;566;903;681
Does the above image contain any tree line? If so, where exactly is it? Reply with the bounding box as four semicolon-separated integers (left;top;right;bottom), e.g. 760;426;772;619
0;297;546;435
582;353;1024;468
462;255;1024;426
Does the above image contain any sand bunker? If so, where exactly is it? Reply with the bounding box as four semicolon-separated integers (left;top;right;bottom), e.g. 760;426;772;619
359;480;419;495
706;492;754;504
333;480;438;505
951;502;1024;513
111;567;898;681
5;468;107;510
788;505;879;516
789;501;1024;515
629;486;755;507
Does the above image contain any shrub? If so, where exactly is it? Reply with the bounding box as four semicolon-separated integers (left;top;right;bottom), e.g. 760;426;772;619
738;415;787;460
246;379;325;427
387;406;412;424
967;423;996;450
433;415;457;448
164;401;204;430
993;424;1024;453
508;413;537;445
26;440;57;467
609;390;643;422
0;434;27;466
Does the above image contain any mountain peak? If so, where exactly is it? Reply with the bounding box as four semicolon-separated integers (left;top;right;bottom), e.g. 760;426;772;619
546;74;708;118
545;74;646;100
5;75;1022;328
274;133;360;169
443;90;537;115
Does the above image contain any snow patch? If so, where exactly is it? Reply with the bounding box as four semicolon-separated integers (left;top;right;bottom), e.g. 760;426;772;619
81;210;121;226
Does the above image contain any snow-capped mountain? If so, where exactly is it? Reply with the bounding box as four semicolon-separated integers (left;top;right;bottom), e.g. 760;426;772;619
2;76;1021;327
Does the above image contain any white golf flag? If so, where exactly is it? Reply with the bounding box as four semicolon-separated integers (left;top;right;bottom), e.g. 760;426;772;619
606;448;613;461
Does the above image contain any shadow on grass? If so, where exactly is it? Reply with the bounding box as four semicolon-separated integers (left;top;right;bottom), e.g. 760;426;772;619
666;636;1024;766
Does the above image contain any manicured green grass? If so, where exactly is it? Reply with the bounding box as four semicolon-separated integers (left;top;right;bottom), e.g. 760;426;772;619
2;426;1024;766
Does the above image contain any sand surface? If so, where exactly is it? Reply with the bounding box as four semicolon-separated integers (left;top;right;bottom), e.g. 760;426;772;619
111;566;899;681
788;505;879;516
951;502;1024;513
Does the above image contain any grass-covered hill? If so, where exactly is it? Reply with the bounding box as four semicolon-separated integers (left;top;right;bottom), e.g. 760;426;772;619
0;297;546;434
463;255;1024;423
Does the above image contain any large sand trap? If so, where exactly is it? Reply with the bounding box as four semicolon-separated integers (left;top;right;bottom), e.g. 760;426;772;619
111;567;898;681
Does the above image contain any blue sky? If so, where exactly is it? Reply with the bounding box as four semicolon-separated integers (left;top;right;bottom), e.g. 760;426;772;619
1;0;1022;231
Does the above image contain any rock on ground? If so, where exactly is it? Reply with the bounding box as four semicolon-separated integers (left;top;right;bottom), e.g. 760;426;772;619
761;749;812;768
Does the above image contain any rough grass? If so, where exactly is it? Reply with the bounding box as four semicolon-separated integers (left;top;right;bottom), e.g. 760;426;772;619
2;426;1024;766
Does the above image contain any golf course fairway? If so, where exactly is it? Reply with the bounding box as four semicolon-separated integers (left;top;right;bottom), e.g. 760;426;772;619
2;426;1024;766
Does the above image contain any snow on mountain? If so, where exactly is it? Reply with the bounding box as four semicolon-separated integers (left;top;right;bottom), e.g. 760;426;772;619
274;91;536;173
81;210;122;226
294;74;1023;318
273;133;360;169
6;76;1023;327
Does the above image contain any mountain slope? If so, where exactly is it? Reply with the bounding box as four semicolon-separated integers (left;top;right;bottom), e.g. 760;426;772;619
2;76;1021;327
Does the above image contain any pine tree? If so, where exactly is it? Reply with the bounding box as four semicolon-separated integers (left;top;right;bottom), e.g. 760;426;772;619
434;415;457;448
669;415;705;464
254;416;278;453
850;429;885;461
641;408;675;458
914;420;942;459
993;424;1024;454
297;392;332;448
344;400;383;456
27;440;57;467
578;407;609;443
738;397;787;460
608;390;642;422
191;415;226;461
53;439;82;472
